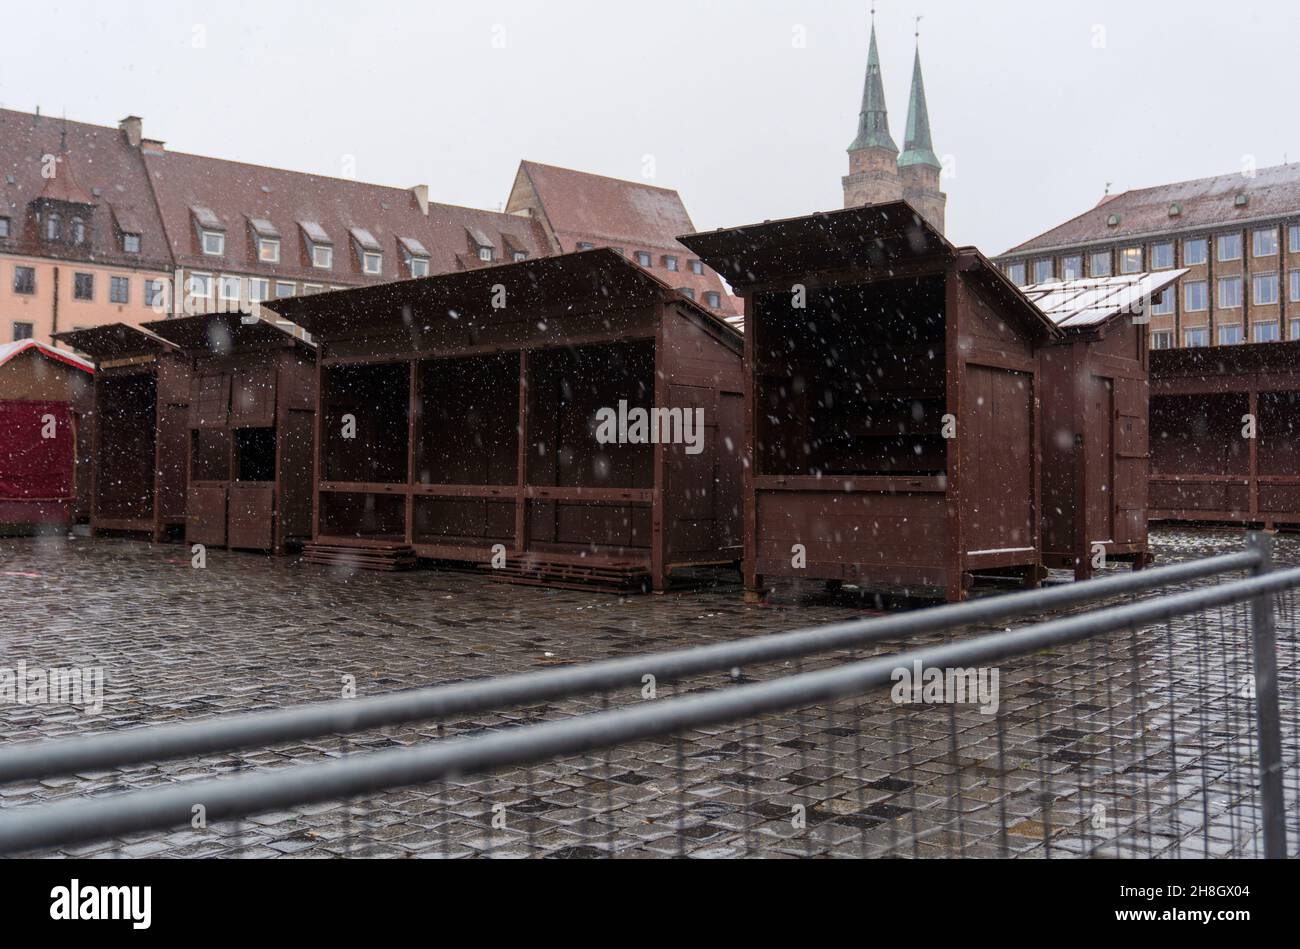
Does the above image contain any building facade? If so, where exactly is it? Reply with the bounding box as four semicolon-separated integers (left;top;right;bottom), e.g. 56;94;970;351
997;164;1300;351
1;109;736;347
842;22;946;234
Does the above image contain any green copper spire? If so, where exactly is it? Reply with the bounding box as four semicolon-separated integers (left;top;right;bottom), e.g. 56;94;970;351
848;21;897;153
899;43;940;169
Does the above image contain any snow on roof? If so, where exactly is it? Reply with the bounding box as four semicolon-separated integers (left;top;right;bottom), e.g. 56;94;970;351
0;339;94;374
1019;270;1188;329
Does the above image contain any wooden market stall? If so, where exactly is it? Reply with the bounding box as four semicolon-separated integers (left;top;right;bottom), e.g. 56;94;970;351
52;324;189;541
1022;270;1184;578
0;339;94;533
269;248;745;591
680;201;1062;602
1150;340;1300;529
142;313;316;554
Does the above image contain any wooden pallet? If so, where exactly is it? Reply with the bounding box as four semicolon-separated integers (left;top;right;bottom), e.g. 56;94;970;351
303;542;417;572
478;555;651;593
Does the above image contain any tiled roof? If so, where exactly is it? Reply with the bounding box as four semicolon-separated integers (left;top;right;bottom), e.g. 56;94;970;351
143;149;551;286
506;161;736;315
1006;163;1300;255
0;109;171;271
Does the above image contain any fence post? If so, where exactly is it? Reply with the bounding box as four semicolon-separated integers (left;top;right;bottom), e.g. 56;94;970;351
1247;531;1286;859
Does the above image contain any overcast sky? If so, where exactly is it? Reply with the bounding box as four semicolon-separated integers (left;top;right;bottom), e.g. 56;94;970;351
3;0;1293;253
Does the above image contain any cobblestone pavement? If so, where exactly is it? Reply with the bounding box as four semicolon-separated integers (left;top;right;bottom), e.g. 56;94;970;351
1;528;1297;858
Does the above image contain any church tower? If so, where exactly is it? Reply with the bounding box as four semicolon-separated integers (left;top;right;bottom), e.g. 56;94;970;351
897;38;947;233
842;16;902;208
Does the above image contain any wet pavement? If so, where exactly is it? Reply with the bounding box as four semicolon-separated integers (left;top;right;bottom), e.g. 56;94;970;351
1;527;1297;858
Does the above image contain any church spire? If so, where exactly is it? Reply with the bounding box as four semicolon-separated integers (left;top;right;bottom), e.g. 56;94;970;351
899;29;940;169
848;11;897;154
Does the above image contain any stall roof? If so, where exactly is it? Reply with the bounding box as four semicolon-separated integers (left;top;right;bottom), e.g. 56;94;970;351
0;339;95;374
264;247;741;346
142;313;316;356
1020;270;1188;330
51;324;173;364
1152;338;1300;378
679;201;1059;341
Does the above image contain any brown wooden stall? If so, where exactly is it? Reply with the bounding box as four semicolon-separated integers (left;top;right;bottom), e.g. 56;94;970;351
680;201;1062;602
269;249;745;591
1150;340;1300;529
141;314;316;554
52;324;190;541
0;340;95;532
1023;271;1184;579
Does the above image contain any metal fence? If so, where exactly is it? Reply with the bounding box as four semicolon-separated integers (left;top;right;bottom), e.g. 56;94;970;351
0;535;1296;858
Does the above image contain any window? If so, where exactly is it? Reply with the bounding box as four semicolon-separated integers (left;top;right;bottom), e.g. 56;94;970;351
1150;330;1173;350
1005;262;1026;285
71;218;86;245
144;279;166;308
73;273;94;300
1218;276;1243;308
312;244;333;269
680;288;696;300
1151;242;1175;270
1291;271;1300;302
12;322;33;341
576;242;595;251
1292;319;1300;341
188;272;213;299
1218;324;1243;345
122;232;141;254
636;251;652;267
409;257;429;277
110;276;129;304
1184;280;1208;311
220;276;242;302
1150;288;1175;315
1253;272;1279;305
1184;238;1208;265
248;278;269;303
0;217;9;238
690;260;704;275
302;284;324;295
275;281;296;298
1120;247;1142;273
1253;228;1278;257
13;266;35;295
1061;256;1083;280
1253;322;1281;343
363;252;383;275
512;251;527;262
1090;251;1112;277
705;291;721;309
476;247;494;263
664;255;679;272
1184;328;1209;347
1033;258;1054;283
45;212;61;241
1291;225;1300;253
1217;233;1242;261
258;237;280;263
201;230;225;256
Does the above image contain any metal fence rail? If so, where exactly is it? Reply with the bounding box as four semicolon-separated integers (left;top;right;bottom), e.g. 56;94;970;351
0;536;1296;858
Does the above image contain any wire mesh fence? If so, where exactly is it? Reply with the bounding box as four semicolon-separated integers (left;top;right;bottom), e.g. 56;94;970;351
0;537;1296;859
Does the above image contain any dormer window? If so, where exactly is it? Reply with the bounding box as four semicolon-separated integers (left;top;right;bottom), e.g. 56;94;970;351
350;227;383;275
467;227;495;263
398;237;430;277
410;258;429;277
301;221;334;269
202;230;224;255
363;251;383;275
71;217;86;245
513;251;527;262
192;207;225;256
258;237;280;263
122;232;141;253
313;244;333;269
45;212;61;241
477;246;494;262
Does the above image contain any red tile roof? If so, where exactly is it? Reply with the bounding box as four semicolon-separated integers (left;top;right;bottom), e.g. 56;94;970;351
0;109;171;271
1006;163;1300;255
507;161;736;315
143;149;551;286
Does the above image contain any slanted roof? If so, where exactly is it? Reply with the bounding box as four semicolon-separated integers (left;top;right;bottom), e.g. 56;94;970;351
681;201;1060;341
1020;270;1187;330
143;313;314;355
1152;338;1300;380
52;323;175;363
266;248;740;349
0;339;95;374
1006;163;1300;254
